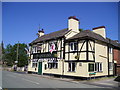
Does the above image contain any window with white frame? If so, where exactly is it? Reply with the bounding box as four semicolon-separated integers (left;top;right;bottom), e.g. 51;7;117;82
109;47;113;54
48;62;58;69
70;42;77;51
68;62;76;72
109;62;113;70
37;43;42;53
88;62;102;72
95;62;102;72
32;62;37;68
32;46;37;53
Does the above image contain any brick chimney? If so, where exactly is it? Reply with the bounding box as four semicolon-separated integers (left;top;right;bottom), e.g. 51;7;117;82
68;16;79;33
37;29;44;37
93;26;106;38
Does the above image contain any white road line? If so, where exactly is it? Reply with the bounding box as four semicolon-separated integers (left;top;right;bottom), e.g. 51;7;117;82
22;78;39;85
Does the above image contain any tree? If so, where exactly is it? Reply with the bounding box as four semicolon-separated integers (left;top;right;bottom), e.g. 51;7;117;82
79;28;83;32
4;43;28;67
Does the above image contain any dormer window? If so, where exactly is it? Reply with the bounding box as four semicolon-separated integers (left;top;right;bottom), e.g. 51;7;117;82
70;42;77;51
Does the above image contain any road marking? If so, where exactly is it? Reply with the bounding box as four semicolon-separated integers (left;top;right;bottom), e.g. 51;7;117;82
22;78;39;85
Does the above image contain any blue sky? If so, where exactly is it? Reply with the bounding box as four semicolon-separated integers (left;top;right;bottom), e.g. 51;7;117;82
2;2;118;47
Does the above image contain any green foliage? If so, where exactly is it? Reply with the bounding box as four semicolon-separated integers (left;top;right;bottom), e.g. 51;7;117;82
79;28;83;32
4;43;28;67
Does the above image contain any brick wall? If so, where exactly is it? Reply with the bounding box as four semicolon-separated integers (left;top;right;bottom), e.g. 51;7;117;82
114;49;120;64
114;49;120;75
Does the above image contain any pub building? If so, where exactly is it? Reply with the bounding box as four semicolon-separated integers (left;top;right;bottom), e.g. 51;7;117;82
28;16;120;79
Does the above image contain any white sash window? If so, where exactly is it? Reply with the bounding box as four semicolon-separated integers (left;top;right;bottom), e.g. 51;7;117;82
68;62;76;72
70;42;77;51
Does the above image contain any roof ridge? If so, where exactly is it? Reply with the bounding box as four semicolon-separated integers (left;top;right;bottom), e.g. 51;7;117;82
39;28;68;38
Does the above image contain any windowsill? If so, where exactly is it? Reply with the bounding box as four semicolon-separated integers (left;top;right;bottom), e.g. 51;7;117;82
70;50;77;52
32;67;37;68
89;71;103;73
67;71;76;73
88;71;94;72
95;71;103;73
53;68;58;69
48;68;58;69
109;69;113;71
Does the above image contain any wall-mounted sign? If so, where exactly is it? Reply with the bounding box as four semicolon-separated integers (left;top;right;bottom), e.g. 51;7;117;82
33;52;57;59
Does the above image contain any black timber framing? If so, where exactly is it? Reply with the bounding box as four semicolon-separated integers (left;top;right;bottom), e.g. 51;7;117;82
68;41;70;61
86;39;89;61
112;47;116;76
77;40;79;57
60;38;62;59
65;39;95;62
65;60;95;62
78;40;86;60
88;40;95;61
65;51;95;53
63;37;66;59
107;45;110;76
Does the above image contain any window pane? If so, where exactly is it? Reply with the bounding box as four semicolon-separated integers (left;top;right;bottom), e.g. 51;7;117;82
68;63;71;71
100;63;102;71
74;43;77;51
70;43;73;51
89;63;94;72
109;62;113;70
72;63;75;72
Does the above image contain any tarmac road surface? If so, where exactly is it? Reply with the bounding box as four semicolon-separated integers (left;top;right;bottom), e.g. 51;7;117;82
2;71;103;88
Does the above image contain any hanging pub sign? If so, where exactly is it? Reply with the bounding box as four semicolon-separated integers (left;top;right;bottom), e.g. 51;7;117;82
49;42;56;54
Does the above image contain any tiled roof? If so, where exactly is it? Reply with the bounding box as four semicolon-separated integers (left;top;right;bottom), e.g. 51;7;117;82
30;28;68;45
30;29;120;49
68;30;109;42
106;38;120;48
68;30;120;48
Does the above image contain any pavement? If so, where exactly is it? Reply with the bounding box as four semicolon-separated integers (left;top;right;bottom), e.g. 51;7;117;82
82;78;120;89
30;73;120;89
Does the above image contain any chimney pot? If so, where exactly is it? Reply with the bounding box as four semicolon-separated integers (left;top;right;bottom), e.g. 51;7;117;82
68;16;79;21
92;26;106;38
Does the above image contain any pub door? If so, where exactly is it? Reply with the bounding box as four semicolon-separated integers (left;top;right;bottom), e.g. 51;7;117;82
38;62;42;75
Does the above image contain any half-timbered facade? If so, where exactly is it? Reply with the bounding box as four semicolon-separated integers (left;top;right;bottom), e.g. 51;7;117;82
28;16;120;79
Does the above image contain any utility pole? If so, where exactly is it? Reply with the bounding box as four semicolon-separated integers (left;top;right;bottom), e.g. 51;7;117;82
16;41;19;68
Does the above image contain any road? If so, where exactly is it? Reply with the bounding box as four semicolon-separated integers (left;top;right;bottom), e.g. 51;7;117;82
2;71;103;88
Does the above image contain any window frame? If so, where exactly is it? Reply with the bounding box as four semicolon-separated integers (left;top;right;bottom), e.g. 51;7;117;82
88;62;102;72
109;62;113;70
32;62;38;68
70;42;78;51
48;62;58;69
68;62;76;72
109;47;113;54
